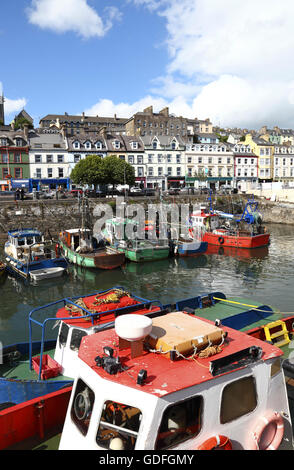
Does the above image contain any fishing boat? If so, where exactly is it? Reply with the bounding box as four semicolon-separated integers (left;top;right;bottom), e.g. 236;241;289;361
4;229;67;280
0;287;165;450
190;196;270;249
59;228;125;270
173;238;208;257
58;305;292;450
103;218;170;262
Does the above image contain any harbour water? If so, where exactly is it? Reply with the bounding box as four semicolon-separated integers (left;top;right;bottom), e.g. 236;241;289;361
0;222;293;347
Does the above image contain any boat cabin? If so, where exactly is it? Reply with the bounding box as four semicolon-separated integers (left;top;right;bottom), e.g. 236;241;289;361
60;229;93;253
5;229;46;262
59;311;293;450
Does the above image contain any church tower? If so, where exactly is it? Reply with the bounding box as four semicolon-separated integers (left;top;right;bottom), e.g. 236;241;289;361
0;92;4;125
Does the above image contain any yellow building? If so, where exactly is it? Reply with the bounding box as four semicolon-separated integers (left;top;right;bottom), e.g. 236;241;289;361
242;134;274;181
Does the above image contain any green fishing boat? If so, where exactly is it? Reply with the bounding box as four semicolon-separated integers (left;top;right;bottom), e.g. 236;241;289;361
102;218;170;263
59;228;125;270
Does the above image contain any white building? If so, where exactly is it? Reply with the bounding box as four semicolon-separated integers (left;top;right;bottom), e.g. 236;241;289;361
28;128;70;188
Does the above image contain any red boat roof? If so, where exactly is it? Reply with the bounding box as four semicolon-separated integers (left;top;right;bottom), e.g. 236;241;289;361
78;314;282;397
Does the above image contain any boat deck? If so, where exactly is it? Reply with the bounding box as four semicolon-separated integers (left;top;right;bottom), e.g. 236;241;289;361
1;348;71;382
192;297;281;331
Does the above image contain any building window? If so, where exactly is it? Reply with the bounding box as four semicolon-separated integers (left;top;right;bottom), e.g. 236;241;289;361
36;168;42;178
148;154;153;163
152;141;157;149
47;168;53;178
176;154;181;163
14;168;22;178
96;141;102;150
74;155;81;163
46;155;53;163
177;167;181;176
73;141;80;149
85;141;91;150
137;155;143;164
158;154;162;163
14;153;21;163
58;168;64;178
58;155;64;163
128;155;134;164
35;154;42;163
2;168;9;178
167;155;172;163
138;167;144;177
130;141;138;150
113;140;120;149
167;167;172;176
148;167;153;176
158;167;163;176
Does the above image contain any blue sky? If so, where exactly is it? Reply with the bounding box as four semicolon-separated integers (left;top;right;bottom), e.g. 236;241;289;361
2;0;294;130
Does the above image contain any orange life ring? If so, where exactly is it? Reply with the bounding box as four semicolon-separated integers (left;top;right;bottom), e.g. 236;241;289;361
248;411;284;450
197;435;232;450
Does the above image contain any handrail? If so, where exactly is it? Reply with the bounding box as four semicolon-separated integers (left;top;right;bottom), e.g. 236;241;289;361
28;286;163;380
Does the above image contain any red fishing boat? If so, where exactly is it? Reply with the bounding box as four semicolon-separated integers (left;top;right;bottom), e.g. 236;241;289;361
190;197;270;249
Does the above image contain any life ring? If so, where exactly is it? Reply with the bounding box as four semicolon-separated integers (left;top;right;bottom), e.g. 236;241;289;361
248;411;284;450
218;236;225;245
197;435;232;450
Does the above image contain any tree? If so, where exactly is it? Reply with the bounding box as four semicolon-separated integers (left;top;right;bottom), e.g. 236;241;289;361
70;154;104;186
70;154;135;188
100;155;135;187
13;117;34;130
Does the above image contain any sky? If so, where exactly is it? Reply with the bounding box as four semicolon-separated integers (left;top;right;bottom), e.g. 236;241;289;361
2;0;294;130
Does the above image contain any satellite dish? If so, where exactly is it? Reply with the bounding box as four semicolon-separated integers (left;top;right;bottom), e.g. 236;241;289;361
115;314;152;342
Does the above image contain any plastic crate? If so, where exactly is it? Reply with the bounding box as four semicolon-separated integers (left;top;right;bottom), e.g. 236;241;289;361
32;354;62;380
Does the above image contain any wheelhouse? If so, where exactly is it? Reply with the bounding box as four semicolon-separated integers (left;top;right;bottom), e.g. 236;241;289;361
59;312;292;450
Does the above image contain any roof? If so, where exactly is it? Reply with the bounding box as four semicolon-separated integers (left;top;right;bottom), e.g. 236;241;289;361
78;314;282;397
8;228;42;238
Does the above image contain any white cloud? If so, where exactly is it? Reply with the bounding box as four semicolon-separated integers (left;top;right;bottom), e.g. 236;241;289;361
0;83;27;118
84;96;168;118
129;0;294;129
27;0;121;38
5;98;27;116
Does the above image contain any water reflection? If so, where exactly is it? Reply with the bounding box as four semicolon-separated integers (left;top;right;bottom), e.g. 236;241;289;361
0;223;293;345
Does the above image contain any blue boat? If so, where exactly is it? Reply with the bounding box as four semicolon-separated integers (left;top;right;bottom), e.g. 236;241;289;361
174;239;208;256
4;228;68;280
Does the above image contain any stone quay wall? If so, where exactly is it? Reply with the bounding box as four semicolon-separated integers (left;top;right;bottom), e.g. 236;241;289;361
0;194;293;245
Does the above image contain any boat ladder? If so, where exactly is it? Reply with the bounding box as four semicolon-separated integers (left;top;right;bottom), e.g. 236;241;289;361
264;320;290;348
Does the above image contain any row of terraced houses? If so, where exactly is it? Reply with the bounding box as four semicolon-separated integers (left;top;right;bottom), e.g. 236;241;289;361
1;99;294;192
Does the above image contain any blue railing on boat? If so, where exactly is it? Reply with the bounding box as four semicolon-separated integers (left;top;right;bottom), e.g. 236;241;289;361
28;286;163;380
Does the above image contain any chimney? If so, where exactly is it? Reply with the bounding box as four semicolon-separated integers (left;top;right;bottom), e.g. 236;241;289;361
61;123;67;139
23;123;29;140
143;106;153;114
114;114;117;120
159;107;169;117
